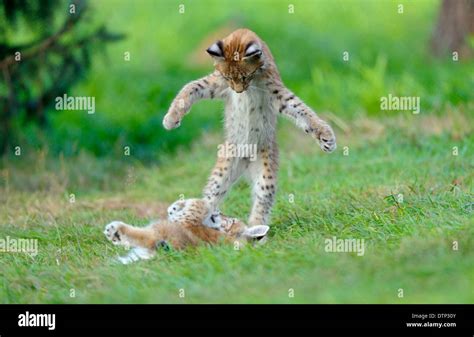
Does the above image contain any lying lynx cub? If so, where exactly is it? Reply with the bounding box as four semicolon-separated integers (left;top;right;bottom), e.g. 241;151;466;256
163;28;336;228
104;198;269;264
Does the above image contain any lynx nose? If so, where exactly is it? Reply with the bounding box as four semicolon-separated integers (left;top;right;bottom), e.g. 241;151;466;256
233;85;245;93
231;81;245;93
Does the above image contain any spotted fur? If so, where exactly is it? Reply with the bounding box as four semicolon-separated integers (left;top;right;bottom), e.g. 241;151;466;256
104;198;269;264
163;28;336;227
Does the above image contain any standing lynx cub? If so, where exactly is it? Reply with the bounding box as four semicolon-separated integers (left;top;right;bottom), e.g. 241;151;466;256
163;28;336;227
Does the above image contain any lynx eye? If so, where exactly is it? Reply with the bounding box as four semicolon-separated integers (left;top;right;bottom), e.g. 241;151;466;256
245;69;258;81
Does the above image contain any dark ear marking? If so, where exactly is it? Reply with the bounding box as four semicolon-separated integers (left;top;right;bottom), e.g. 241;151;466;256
245;41;256;52
244;42;262;58
206;40;224;58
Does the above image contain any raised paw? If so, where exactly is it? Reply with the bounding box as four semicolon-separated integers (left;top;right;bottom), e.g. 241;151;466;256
318;124;336;153
104;221;127;245
167;200;186;222
163;99;189;130
163;112;181;130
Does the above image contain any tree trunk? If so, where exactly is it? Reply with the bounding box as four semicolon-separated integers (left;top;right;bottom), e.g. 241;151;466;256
431;0;474;58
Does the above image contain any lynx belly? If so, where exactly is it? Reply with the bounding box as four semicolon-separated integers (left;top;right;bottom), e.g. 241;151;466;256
224;86;275;148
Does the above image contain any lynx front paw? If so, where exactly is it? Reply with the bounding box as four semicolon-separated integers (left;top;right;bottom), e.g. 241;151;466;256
167;200;186;222
318;124;336;153
163;113;181;130
104;221;127;245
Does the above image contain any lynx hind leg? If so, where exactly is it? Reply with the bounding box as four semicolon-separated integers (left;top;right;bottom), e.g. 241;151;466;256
104;221;158;264
104;221;159;249
203;156;246;214
104;221;130;246
247;147;279;226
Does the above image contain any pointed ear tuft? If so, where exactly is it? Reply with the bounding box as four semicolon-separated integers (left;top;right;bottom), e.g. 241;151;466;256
243;42;262;60
243;225;269;239
206;40;224;58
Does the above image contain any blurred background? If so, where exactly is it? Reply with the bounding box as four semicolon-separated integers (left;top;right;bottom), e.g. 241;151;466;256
1;0;473;161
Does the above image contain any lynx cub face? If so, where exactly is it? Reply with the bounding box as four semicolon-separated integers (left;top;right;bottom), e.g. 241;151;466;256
206;30;265;93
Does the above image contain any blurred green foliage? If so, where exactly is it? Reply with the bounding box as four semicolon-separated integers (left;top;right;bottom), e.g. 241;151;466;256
0;0;122;153
11;0;474;160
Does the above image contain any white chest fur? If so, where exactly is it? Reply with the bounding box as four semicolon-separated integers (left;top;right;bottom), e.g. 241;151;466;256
224;86;276;147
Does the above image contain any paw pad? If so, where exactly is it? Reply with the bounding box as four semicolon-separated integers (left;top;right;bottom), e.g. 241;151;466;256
104;221;124;245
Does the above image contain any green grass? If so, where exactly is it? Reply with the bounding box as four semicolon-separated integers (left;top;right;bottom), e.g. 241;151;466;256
1;111;473;303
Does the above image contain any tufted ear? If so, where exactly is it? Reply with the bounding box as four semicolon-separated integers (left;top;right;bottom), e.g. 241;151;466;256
243;42;262;61
243;225;269;240
206;40;225;60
